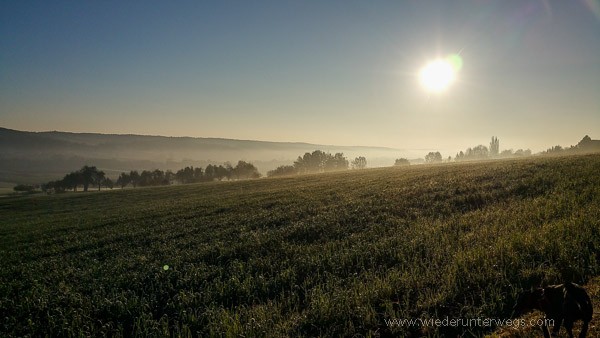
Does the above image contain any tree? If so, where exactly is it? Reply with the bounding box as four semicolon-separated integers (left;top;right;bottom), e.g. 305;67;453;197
137;169;166;186
176;167;205;184
191;168;202;182
62;172;82;191
325;153;349;172
232;161;261;179
104;177;114;190
293;150;348;173
79;165;101;192
41;182;53;193
129;170;140;188
490;136;499;157
546;145;563;154
394;158;410;166
42;180;65;194
294;150;328;173
514;149;532;157
351;156;367;170
54;181;66;193
153;169;165;185
139;170;152;186
13;184;35;192
176;166;195;184
116;172;131;189
164;170;175;185
204;164;215;180
466;145;488;159
94;170;106;191
267;165;297;177
425;152;442;163
215;164;231;181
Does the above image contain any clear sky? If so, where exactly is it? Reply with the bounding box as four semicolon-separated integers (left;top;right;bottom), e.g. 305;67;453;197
1;1;599;153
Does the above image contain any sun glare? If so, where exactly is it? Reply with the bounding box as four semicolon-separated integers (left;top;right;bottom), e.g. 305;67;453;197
419;57;460;93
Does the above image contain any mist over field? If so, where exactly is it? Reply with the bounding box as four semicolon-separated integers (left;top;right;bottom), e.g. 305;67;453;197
0;127;415;185
4;126;598;189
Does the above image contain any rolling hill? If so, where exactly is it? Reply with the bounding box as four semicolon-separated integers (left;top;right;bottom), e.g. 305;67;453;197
0;127;413;184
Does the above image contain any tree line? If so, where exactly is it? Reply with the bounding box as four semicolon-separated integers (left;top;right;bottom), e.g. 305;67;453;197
33;151;367;192
420;137;532;164
543;135;600;155
43;165;111;193
17;137;546;193
267;150;368;177
454;137;531;161
41;161;261;193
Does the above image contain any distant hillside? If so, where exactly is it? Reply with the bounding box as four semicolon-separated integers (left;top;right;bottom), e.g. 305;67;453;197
0;127;416;184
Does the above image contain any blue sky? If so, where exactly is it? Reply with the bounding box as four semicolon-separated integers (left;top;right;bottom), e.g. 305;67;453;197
1;1;599;153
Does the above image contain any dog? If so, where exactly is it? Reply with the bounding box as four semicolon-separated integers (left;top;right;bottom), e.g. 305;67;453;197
514;282;593;338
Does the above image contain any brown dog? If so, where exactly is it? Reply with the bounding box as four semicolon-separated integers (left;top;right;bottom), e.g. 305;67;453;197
514;282;593;338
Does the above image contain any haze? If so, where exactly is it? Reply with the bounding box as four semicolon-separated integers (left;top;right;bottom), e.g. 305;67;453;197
1;1;599;153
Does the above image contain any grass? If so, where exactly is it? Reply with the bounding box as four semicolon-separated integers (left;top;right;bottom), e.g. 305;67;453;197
1;154;600;337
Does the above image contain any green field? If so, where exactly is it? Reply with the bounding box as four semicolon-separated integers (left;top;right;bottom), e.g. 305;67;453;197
2;154;600;337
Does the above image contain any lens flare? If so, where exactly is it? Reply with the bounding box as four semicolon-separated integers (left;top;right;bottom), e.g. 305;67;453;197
583;0;600;21
447;54;463;72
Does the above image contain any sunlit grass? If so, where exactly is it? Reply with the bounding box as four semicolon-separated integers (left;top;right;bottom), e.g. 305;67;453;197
1;154;599;336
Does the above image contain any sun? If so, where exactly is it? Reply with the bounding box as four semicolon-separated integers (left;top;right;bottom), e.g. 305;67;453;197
419;57;459;92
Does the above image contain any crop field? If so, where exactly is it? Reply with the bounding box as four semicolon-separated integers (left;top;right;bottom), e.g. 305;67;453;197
1;154;600;337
